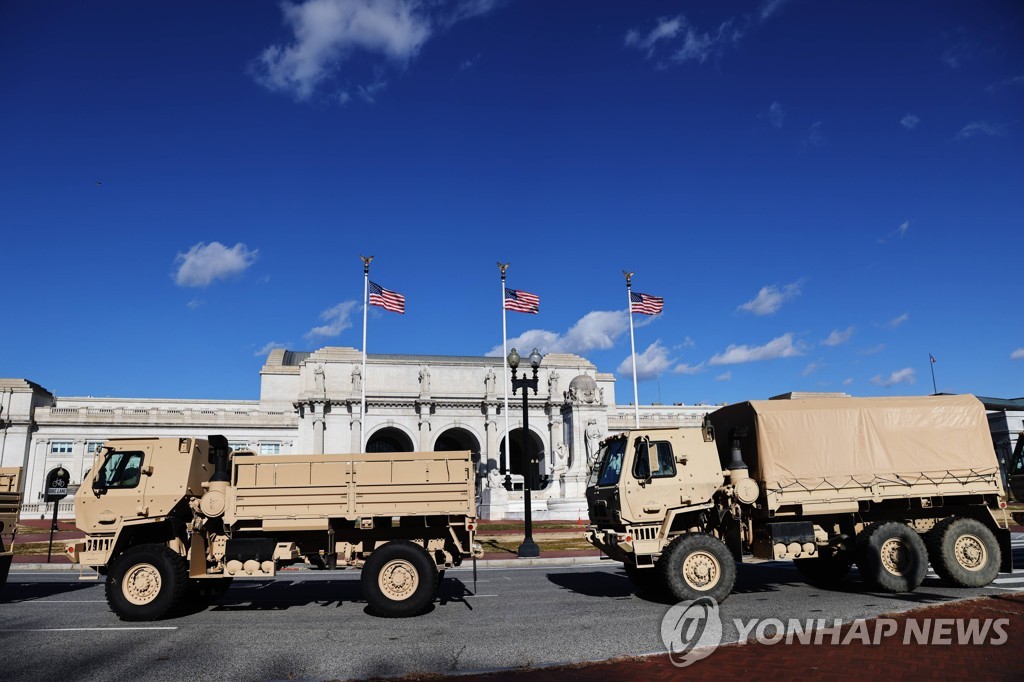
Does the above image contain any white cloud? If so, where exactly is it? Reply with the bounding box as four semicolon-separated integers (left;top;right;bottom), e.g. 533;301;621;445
186;298;204;310
986;75;1024;93
888;312;909;328
674;362;704;375
803;121;824;148
306;300;359;338
738;281;802;316
760;0;792;20
842;377;854;386
709;333;804;365
616;341;674;381
174;242;258;288
859;344;886;356
1011;348;1024;360
802;359;823;376
255;341;289;357
898;220;910;237
715;371;732;382
900;114;920;130
488;310;632;357
870;367;916;387
956;121;1005;140
252;0;498;101
821;326;854;347
768;101;784;128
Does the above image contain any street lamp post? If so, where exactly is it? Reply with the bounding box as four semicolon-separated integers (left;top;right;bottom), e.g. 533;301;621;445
508;347;542;558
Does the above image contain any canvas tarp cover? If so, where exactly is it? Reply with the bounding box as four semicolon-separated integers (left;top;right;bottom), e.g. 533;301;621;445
709;394;997;484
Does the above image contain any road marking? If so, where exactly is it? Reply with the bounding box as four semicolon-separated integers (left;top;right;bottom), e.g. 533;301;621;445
0;627;178;632
466;594;500;598
13;600;107;604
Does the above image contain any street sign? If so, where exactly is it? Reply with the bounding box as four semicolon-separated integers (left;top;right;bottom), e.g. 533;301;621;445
45;467;69;503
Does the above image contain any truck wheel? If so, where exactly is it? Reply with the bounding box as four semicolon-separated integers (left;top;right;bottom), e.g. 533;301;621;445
857;522;928;593
105;544;189;621
793;554;853;588
624;563;668;597
659;533;736;604
362;541;438;617
926;518;1000;588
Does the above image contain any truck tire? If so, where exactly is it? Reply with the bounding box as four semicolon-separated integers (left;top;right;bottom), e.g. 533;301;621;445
105;544;189;621
659;533;736;604
856;522;928;593
0;554;11;590
793;554;853;588
926;518;1001;588
362;541;438;617
625;563;668;598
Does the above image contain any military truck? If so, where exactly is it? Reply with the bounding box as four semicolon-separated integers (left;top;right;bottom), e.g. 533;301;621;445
66;436;482;620
0;467;22;589
586;395;1012;602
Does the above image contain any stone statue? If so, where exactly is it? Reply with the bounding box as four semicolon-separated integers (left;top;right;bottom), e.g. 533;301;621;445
314;364;326;395
552;442;568;471
351;365;362;393
548;370;559;400
486;467;503;490
484;368;496;396
585;418;602;467
419;366;431;394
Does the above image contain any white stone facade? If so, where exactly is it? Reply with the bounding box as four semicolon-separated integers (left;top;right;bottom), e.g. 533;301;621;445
1;347;712;519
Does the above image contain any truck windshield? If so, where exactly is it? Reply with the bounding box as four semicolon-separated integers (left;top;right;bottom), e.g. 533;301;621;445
594;439;627;486
96;451;144;489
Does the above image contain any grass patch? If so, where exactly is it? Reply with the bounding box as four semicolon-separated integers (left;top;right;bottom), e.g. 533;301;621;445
11;541;65;556
479;537;596;555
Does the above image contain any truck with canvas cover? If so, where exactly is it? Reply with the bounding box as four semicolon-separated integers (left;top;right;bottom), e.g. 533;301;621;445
586;394;1012;603
66;436;482;620
0;467;22;589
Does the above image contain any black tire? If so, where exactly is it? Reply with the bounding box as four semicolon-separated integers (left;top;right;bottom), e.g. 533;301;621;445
361;541;438;617
926;517;1001;588
624;563;668;597
793;554;853;588
105;544;189;621
856;522;928;593
659;533;736;604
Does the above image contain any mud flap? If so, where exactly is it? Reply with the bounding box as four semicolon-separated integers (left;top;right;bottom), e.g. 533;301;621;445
997;527;1013;573
721;513;743;562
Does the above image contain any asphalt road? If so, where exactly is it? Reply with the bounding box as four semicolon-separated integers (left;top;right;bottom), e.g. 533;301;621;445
3;534;1023;682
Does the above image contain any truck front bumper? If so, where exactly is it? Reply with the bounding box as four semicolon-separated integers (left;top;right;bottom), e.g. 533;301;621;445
584;527;630;563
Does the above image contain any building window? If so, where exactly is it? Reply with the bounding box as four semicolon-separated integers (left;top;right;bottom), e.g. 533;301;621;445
259;442;281;455
50;441;73;455
229;441;249;452
86;441;104;456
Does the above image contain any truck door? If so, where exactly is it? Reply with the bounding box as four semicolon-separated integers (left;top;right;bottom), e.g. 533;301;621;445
1008;437;1024;503
622;437;680;523
93;445;151;524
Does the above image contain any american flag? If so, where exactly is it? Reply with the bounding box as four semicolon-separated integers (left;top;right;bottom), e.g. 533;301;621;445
369;281;405;314
504;288;539;314
630;292;664;315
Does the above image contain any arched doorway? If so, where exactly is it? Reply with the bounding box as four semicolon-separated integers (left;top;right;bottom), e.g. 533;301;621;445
366;426;414;453
501;428;546;491
434;427;483;480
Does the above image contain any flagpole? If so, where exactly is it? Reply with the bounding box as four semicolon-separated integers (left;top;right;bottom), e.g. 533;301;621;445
624;271;640;428
499;262;511;477
360;255;373;451
929;353;938;395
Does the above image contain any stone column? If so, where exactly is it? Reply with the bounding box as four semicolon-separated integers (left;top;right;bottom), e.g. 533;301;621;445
312;403;325;454
350;401;362;453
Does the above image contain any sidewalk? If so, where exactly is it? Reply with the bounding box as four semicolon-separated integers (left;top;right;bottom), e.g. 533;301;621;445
445;593;1024;682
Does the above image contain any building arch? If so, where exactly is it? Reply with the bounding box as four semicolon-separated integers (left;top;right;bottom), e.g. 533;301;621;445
500;426;546;491
365;425;415;453
433;425;483;476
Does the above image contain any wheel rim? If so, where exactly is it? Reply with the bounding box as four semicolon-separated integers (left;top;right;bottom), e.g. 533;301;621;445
681;550;721;591
378;559;420;601
122;563;162;606
954;533;987;572
880;538;910;576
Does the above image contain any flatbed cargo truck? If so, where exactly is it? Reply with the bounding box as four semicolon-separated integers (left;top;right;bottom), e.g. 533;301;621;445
0;467;22;589
66;436;482;620
586;394;1012;602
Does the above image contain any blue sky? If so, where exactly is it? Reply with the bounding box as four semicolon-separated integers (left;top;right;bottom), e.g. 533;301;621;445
1;1;1022;404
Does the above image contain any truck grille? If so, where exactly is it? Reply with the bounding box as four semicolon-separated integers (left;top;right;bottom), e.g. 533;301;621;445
86;537;113;553
628;525;659;541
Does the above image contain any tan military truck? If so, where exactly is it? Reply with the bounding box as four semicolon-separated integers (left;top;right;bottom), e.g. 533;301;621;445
586;395;1012;602
66;436;482;620
0;467;22;589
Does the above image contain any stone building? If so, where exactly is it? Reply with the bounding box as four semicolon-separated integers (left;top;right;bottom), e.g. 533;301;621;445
1;347;711;520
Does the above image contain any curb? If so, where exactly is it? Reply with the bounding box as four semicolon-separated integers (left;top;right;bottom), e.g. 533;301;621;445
9;555;613;573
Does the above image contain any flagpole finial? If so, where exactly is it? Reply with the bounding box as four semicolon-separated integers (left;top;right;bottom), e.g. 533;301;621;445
361;255;374;273
623;270;634;286
498;261;510;277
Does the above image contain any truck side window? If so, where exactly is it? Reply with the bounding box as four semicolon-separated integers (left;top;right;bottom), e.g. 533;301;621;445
1011;440;1024;475
97;451;144;489
633;441;676;479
